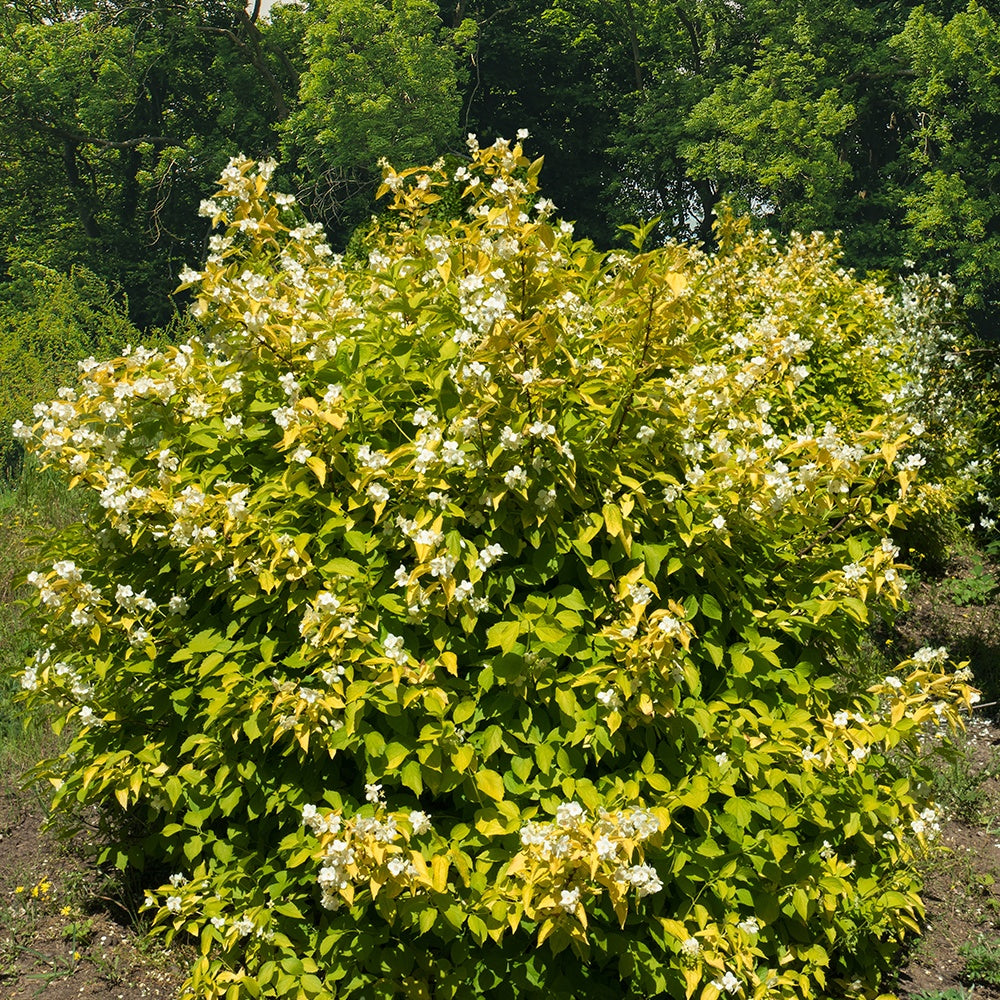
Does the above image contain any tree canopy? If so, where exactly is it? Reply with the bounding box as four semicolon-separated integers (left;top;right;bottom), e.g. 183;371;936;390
1;0;999;334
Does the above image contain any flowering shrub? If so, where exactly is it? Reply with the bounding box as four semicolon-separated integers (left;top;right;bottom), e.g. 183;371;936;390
885;271;999;561
13;140;979;999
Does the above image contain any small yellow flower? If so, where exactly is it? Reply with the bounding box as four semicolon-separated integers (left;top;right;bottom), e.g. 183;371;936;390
14;886;24;894
61;905;72;916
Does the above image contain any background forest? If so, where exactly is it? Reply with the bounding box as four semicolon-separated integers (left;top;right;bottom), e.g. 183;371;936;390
2;0;1000;330
4;0;1000;476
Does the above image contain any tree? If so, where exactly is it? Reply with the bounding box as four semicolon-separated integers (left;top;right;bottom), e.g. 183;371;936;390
892;2;1000;335
280;0;477;246
0;0;301;324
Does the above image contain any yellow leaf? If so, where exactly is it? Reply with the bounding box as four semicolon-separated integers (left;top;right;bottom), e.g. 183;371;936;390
306;456;326;486
476;768;505;801
665;271;687;294
537;918;556;946
431;855;450;893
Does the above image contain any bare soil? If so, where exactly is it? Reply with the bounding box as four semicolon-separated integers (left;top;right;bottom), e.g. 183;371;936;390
0;771;187;1000
894;713;1000;999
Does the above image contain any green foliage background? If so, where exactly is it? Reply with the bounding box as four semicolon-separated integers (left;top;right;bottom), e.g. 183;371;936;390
0;265;140;479
3;0;1000;334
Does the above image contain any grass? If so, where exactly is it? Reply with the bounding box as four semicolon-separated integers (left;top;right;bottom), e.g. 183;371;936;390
0;459;83;764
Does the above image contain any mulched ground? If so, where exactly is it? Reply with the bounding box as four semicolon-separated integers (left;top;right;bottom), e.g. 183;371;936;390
3;718;1000;1000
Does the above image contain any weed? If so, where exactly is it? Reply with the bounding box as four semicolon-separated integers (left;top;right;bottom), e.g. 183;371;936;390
0;458;82;764
933;749;991;823
945;550;1000;607
961;934;1000;986
909;989;975;1000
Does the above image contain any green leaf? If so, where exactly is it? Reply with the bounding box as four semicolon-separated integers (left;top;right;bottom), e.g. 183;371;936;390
486;620;521;655
700;593;723;621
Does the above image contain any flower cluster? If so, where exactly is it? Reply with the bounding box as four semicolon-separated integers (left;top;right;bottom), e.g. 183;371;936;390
501;802;664;944
301;790;435;912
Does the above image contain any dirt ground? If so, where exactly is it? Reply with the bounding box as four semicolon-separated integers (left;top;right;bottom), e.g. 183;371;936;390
3;719;1000;1000
0;776;187;1000
893;712;1000;1000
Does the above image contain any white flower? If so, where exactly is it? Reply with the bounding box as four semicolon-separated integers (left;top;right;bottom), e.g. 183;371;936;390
409;810;432;834
367;483;390;504
365;783;383;804
475;543;505;572
595;836;617;859
504;465;528;489
616;863;662;896
528;421;555;438
712;971;741;995
556;802;585;829
636;425;655;443
657;616;682;638
680;937;701;957
52;560;81;581
357;444;389;471
440;439;465;467
387;856;415;878
429;553;458;579
499;426;522;450
714;752;728;766
596;688;620;709
737;916;759;935
558;887;580;914
166;895;183;914
898;452;926;471
79;705;101;727
383;634;408;665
